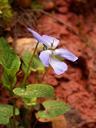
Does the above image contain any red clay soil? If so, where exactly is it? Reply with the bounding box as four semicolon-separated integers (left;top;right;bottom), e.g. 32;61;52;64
36;0;96;127
1;0;96;128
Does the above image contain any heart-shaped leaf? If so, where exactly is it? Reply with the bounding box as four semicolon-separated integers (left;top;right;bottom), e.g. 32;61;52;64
13;84;55;99
0;37;21;88
36;100;70;120
0;104;19;125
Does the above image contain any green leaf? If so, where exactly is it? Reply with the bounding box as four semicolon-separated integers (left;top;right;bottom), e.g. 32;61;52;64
2;71;16;88
36;100;70;119
0;37;21;76
31;55;45;72
0;104;19;125
0;37;21;88
13;84;55;99
23;97;37;107
21;52;31;75
22;51;45;74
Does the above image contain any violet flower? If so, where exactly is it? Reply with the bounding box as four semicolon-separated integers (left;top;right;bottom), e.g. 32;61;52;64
27;28;78;75
27;28;59;48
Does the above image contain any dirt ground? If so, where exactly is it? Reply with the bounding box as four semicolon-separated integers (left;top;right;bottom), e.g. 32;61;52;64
36;0;96;127
1;0;96;128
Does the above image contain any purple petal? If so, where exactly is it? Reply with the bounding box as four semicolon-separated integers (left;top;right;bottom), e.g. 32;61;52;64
49;58;68;75
54;48;78;62
27;28;46;44
39;50;52;67
42;35;59;48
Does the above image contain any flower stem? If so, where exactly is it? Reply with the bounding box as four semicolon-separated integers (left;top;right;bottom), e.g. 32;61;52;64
21;42;39;87
13;102;17;128
9;89;17;128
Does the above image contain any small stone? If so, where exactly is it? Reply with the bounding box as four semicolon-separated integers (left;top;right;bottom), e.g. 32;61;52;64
14;38;43;56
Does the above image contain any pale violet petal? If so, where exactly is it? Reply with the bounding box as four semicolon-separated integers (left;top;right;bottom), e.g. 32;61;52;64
42;35;59;48
27;28;46;44
54;48;78;62
49;58;68;75
39;50;52;67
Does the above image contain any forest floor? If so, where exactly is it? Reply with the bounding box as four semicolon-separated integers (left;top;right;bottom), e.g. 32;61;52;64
1;0;96;128
37;1;96;127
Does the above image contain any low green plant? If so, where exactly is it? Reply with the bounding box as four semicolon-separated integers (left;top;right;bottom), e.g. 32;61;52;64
0;34;76;128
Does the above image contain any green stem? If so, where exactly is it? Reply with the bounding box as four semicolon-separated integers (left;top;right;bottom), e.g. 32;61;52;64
9;79;17;128
21;42;39;87
7;119;12;128
8;102;17;128
13;102;17;128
